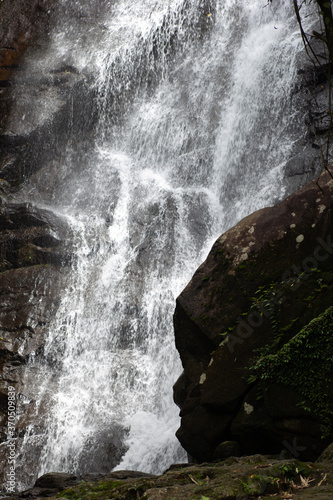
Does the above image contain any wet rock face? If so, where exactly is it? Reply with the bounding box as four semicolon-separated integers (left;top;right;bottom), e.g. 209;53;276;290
0;0;54;84
0;0;55;163
283;37;333;191
174;169;333;463
0;201;70;485
0;5;76;479
0;202;71;270
0;0;98;190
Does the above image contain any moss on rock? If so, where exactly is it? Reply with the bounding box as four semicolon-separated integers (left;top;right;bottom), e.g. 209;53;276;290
251;306;333;437
174;169;333;462
18;455;333;500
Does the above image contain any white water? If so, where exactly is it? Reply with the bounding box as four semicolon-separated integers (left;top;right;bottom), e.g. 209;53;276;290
11;0;310;490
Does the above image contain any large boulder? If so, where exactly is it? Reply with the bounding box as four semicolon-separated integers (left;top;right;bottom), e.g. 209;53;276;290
174;169;333;462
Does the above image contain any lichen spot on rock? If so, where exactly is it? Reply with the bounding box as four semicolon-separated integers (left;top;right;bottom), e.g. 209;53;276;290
208;358;214;367
244;402;254;414
316;198;321;203
248;226;255;234
319;204;326;213
290;224;296;229
312;223;316;228
291;212;296;217
220;336;230;347
220;235;227;244
240;252;248;261
199;373;206;384
296;234;304;243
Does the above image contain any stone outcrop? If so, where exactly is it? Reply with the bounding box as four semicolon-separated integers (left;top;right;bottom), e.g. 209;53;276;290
0;0;98;191
0;200;71;487
0;0;54;84
174;169;333;463
284;36;333;190
0;1;76;486
3;448;333;499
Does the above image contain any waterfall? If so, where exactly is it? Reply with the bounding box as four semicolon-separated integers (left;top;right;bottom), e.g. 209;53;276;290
11;0;310;490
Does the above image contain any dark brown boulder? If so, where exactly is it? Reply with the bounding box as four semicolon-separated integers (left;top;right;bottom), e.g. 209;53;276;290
174;169;333;462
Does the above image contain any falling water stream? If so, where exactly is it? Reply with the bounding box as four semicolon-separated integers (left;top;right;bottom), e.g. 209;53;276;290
9;0;313;491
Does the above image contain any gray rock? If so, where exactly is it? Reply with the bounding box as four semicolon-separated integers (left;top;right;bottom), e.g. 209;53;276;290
317;442;333;462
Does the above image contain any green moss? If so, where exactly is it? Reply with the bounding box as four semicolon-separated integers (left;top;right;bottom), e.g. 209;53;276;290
252;306;333;437
56;480;126;500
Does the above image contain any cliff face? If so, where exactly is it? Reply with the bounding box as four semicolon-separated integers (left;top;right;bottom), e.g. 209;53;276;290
0;0;54;84
0;206;70;437
0;0;73;486
173;169;333;463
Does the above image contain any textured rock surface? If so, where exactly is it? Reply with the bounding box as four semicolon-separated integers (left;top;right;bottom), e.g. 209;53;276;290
0;0;98;189
174;169;333;463
0;4;76;486
283;37;333;190
0;0;53;83
4;452;333;499
0;0;54;167
0;200;71;486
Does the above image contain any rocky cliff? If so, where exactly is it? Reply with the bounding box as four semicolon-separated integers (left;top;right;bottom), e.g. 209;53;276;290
173;168;333;463
0;0;74;486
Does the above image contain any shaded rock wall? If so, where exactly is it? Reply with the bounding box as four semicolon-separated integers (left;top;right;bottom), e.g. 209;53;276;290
0;0;54;150
283;36;333;191
174;169;333;463
0;0;53;84
0;0;74;488
0;0;98;189
0;202;71;483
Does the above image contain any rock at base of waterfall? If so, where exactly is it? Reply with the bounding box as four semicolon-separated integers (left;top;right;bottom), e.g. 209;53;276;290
174;168;333;463
0;200;71;487
5;451;333;499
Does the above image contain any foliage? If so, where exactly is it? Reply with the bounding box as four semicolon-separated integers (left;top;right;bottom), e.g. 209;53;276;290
251;306;333;437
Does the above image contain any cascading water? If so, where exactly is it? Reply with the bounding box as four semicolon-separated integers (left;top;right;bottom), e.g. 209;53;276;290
10;0;313;491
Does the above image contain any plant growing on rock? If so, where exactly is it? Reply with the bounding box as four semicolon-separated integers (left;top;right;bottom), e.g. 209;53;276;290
251;306;333;438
